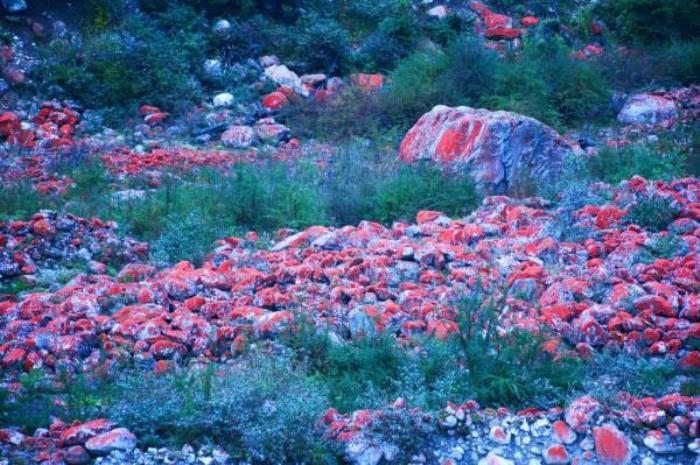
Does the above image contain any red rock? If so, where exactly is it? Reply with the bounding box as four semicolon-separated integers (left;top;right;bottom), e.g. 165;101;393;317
262;91;288;111
60;419;115;446
678;351;700;369
399;105;576;193
85;428;136;455
221;125;256;148
634;295;677;318
565;396;601;433
485;27;522;39
489;425;511;444
552;420;577;444
144;112;169;125
593;424;631;465
139;105;161;115
149;339;186;360
575;44;604;59
0;112;21;136
522;16;539;27
63;445;91;465
2;347;26;368
351;73;385;91
416;210;444;224
543;444;570;464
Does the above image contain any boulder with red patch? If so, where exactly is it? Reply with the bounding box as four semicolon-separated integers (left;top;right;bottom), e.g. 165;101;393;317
399;105;577;193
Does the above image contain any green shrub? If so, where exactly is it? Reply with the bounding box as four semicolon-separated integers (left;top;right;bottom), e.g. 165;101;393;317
152;209;228;266
0;182;47;221
585;353;683;401
583;143;686;185
276;12;352;74
482;39;611;129
596;0;700;44
380;50;448;129
109;359;339;463
626;195;680;232
37;5;207;121
372;163;480;224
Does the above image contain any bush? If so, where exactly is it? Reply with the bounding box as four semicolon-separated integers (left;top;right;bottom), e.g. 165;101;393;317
372;163;480;224
109;359;339;463
584;353;683;401
275;12;352;74
583;143;686;185
284;288;584;413
380;50;449;129
625;195;680;232
152;209;228;266
596;0;700;44
600;41;700;90
37;5;208;121
482;39;612;129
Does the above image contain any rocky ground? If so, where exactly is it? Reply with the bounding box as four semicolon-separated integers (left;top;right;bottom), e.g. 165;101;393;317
1;1;699;465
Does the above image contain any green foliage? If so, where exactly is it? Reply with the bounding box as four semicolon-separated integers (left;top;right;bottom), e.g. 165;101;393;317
583;144;686;185
372;163;480;224
151;209;227;266
452;290;584;407
284;289;584;413
483;39;612;128
600;41;700;90
646;234;687;259
626;195;681;232
109;359;339;463
37;5;207;121
380;50;449;128
277;12;351;74
597;0;700;44
584;353;683;401
0;182;46;221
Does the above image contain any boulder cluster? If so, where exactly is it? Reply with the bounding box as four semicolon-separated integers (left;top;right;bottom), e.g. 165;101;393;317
1;176;698;375
0;211;148;293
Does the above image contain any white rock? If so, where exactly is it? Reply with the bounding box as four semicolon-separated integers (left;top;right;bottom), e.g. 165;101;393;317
617;92;678;125
259;55;280;68
212;19;231;35
427;5;449;18
264;64;309;97
213;92;234;107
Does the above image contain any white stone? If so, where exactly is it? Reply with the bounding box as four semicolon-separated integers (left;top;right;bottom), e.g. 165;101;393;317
213;92;234;107
264;64;309;97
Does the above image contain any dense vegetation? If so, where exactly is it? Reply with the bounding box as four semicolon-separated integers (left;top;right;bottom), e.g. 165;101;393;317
29;0;700;132
1;0;699;462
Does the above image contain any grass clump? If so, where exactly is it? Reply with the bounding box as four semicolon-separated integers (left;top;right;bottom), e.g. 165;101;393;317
583;144;686;185
626;195;680;232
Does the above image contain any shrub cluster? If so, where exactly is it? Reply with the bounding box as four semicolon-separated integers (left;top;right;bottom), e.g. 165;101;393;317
286;35;614;136
37;5;209;122
0;146;481;265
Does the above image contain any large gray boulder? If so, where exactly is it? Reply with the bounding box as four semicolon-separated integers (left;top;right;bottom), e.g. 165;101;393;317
399;105;579;193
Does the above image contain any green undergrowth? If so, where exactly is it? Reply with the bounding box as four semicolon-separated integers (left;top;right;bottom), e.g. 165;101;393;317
1;146;480;266
5;291;694;460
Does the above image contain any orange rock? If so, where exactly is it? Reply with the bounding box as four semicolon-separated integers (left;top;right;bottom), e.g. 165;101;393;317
593;424;631;465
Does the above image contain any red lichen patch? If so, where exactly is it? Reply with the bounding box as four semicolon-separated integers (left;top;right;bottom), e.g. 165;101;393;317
262;91;289;110
593;424;631;465
521;16;539;27
351;73;385;91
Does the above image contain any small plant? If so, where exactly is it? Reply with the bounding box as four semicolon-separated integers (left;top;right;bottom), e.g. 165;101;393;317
626;195;680;232
584;144;685;185
151;208;227;266
372;163;480;224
